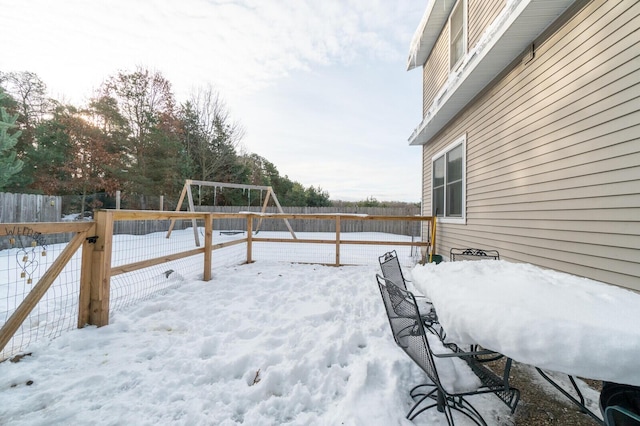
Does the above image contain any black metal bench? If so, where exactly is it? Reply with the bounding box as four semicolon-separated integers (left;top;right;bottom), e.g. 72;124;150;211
376;274;519;425
450;248;500;262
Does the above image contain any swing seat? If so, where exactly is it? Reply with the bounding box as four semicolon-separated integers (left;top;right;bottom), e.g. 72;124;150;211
220;231;244;235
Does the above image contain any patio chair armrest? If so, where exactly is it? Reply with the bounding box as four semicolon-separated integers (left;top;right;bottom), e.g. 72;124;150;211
432;349;500;358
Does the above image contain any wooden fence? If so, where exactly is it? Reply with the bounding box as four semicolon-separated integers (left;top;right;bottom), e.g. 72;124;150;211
1;193;420;236
115;206;422;236
0;210;434;360
0;192;61;223
0;193;67;249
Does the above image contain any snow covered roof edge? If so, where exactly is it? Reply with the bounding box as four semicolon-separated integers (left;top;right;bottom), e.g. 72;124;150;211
407;0;455;71
407;0;577;145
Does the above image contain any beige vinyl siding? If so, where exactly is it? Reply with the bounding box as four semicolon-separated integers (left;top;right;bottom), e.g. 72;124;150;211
422;23;451;117
422;0;504;117
468;0;505;49
422;0;640;290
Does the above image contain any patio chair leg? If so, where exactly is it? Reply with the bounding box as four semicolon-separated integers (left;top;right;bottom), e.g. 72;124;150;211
407;387;488;426
437;389;446;412
536;368;604;425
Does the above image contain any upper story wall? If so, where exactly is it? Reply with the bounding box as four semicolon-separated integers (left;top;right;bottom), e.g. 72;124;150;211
468;0;505;48
421;0;505;117
419;0;640;290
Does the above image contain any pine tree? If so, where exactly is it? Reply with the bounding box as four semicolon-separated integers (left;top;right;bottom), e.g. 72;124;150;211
0;90;24;190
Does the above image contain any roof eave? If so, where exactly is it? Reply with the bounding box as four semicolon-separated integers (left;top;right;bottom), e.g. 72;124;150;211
407;0;456;71
408;0;577;146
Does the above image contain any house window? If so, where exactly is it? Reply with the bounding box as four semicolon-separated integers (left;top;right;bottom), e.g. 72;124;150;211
432;135;465;222
450;0;466;70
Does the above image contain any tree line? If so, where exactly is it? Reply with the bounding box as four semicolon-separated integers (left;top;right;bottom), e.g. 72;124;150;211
0;68;331;211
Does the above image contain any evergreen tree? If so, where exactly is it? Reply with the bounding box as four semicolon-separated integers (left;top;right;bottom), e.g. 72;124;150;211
0;89;24;190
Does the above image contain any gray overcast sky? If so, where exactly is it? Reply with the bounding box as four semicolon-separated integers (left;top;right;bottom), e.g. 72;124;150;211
2;0;426;202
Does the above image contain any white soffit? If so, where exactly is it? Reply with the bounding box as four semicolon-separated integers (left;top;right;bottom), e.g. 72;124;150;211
408;0;576;146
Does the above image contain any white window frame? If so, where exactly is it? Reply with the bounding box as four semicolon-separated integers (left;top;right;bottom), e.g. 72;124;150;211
431;134;466;224
449;0;468;71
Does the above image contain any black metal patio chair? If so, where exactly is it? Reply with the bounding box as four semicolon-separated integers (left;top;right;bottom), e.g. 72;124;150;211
378;250;413;289
449;248;500;262
376;274;519;425
448;248;504;362
378;251;439;331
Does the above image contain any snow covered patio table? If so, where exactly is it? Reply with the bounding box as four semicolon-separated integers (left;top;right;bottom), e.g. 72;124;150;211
410;260;640;387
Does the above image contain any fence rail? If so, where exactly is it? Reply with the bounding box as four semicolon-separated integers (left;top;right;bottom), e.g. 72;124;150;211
1;210;434;361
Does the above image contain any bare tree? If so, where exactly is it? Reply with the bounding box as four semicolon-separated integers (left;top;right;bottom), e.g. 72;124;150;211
179;85;245;204
0;71;50;154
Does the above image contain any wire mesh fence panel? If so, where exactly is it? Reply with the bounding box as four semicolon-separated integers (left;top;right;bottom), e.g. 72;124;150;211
111;223;202;268
252;232;336;264
110;221;204;311
110;254;203;313
251;231;421;266
0;231;82;361
339;233;419;266
211;233;248;268
109;223;247;314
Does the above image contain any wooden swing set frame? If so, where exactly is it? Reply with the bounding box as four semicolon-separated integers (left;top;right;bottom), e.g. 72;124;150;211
166;180;297;245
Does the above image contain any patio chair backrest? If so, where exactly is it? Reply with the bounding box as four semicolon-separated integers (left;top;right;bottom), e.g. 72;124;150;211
450;248;500;262
376;274;439;383
378;250;408;291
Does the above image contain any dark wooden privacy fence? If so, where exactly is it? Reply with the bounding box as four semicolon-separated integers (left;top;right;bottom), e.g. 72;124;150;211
0;192;61;223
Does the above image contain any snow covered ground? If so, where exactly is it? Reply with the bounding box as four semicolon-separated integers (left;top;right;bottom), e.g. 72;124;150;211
1;261;483;425
3;232;633;424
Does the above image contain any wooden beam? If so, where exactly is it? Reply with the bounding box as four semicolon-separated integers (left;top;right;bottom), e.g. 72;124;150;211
246;215;253;263
335;215;341;266
189;180;272;191
204;214;212;281
113;210;208;221
429;216;436;262
255;189;271;232
0;221;93;236
186;183;200;247
88;211;113;327
250;237;431;247
108;238;247;277
166;182;188;238
78;222;97;327
110;248;204;276
238;213;434;221
267;189;297;239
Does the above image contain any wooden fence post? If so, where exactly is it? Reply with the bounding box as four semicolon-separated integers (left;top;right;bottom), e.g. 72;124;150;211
430;216;437;262
203;213;212;281
246;214;253;263
78;222;97;327
88;210;114;326
335;215;341;266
